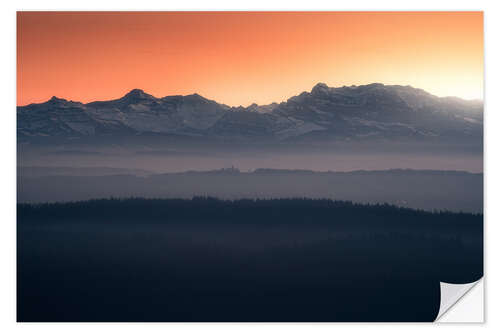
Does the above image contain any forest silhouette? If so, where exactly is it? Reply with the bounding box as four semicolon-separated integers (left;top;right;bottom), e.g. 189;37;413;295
17;198;483;322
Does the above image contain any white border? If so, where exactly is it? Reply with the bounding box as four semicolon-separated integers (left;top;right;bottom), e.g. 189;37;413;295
2;0;499;331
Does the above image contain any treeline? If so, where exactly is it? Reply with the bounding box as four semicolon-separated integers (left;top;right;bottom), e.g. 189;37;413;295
17;197;483;321
18;197;482;229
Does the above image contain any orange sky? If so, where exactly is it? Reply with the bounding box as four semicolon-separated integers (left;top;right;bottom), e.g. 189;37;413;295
17;11;483;106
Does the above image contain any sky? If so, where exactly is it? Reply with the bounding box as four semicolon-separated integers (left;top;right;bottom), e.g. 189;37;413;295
17;11;483;107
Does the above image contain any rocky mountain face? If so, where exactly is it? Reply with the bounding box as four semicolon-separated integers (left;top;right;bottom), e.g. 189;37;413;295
17;83;483;144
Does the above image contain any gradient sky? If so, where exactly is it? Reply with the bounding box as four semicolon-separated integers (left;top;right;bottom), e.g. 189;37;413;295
17;11;483;106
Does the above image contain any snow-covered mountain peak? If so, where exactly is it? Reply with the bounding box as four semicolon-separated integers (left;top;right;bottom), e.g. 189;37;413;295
17;83;483;144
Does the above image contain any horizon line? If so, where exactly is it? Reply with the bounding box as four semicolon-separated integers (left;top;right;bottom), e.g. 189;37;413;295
17;81;484;108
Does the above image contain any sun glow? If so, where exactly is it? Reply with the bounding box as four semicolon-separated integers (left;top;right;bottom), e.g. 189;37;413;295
17;11;483;106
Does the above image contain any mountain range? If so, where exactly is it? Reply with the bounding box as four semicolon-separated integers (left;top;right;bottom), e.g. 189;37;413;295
17;83;483;144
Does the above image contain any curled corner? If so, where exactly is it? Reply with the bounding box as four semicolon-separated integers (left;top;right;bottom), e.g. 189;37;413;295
435;279;483;322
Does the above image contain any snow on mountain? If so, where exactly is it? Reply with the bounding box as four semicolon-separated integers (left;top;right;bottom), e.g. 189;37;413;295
17;84;483;144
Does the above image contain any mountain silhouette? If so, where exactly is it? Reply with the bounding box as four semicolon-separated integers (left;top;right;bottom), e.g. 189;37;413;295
17;83;483;144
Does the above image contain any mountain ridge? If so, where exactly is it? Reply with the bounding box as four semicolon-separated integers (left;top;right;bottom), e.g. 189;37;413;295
19;83;483;108
17;83;483;144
